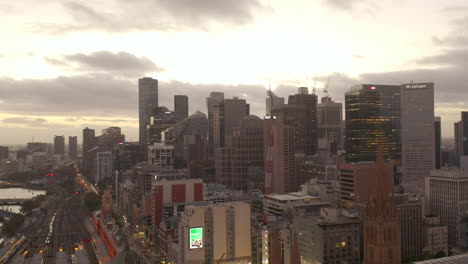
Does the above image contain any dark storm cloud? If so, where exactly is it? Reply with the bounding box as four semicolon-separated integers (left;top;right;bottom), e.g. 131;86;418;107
46;51;163;77
39;0;269;33
3;117;47;124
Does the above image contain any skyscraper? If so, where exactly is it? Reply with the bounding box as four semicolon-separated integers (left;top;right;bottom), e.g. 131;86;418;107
287;87;318;155
69;136;77;159
345;84;401;164
174;95;189;122
212;97;249;149
215;115;264;191
82;127;96;172
139;77;158;145
0;146;8;160
266;89;284;116
206;92;224;158
363;149;402;264
264;119;296;193
54;135;65;155
401;83;435;191
435;117;441;169
454;112;468;165
317;95;343;150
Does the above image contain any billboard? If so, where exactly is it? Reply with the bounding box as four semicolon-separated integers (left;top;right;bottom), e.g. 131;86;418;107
189;227;203;249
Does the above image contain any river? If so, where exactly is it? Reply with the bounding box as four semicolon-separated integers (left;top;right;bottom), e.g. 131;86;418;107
0;188;46;214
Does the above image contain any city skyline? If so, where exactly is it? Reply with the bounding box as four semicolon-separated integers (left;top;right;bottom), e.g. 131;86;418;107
1;0;468;144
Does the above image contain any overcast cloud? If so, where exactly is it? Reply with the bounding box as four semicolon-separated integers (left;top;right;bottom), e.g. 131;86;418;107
37;0;269;34
46;51;163;77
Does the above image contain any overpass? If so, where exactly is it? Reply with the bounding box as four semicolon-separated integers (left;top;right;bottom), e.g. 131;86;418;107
0;199;29;205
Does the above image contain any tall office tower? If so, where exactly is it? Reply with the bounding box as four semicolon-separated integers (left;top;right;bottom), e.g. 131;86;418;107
0;146;8;160
394;194;423;261
174;95;189;122
147;106;177;145
345;84;401;164
206;92;224;158
212;97;249;149
171;111;208;166
435;117;441;169
401;83;435;191
425;169;468;249
139;77;158;145
174;202;251;264
317;95;343;150
215;115;264;191
363;149;402;264
68;136;77;159
54;135;65;155
264;119;296;193
286;87;318;155
82;127;96;172
96;151;113;183
266;89;284;116
454;112;468;165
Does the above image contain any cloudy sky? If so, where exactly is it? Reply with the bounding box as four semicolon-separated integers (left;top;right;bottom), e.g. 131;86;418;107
1;0;467;144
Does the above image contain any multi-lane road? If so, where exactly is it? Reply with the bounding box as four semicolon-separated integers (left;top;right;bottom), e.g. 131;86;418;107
0;173;102;264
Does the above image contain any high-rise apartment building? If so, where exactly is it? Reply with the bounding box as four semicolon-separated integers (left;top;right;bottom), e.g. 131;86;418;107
212;97;249;150
363;149;402;264
345;84;401;164
425;169;468;249
54;135;65;155
215;115;264;191
68;136;77;159
26;142;48;153
82;127;96;172
454;112;468;165
139;77;158;145
174;95;189;122
318;95;343;150
264;119;296;193
435;117;441;169
206;92;224;158
401;83;435;191
173;202;252;264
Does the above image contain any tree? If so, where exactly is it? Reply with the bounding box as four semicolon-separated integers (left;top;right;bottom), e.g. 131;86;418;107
84;192;101;212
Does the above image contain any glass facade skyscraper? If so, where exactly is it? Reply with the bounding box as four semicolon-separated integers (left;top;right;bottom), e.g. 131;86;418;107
138;77;158;145
345;84;401;164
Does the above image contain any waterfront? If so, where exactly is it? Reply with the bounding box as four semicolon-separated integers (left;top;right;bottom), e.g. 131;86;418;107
0;188;46;213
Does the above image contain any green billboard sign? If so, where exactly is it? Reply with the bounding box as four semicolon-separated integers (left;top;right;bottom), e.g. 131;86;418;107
189;227;203;249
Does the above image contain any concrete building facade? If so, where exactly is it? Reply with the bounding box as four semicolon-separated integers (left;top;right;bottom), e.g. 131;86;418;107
401;83;435;191
425;169;468;249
